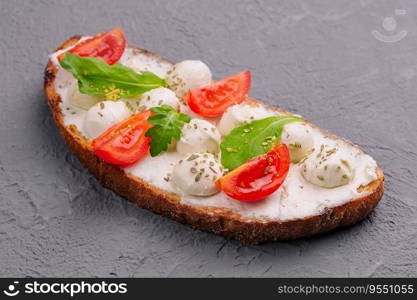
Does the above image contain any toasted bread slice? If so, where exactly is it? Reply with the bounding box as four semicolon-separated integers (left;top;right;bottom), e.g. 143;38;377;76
44;36;384;244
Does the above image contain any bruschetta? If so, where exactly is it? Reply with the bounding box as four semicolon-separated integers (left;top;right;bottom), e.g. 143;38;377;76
44;29;384;244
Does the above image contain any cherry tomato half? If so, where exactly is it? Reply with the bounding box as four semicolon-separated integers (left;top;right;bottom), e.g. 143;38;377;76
59;28;126;65
92;110;153;167
185;70;251;117
215;144;290;202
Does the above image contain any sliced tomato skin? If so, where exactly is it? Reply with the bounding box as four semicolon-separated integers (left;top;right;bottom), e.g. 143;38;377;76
186;70;251;117
58;28;126;65
215;144;290;202
92;110;153;167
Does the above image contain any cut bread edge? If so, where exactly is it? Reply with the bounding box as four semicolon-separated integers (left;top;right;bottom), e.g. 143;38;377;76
43;36;384;244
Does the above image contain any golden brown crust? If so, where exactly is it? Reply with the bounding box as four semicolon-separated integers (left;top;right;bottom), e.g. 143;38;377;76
44;36;384;244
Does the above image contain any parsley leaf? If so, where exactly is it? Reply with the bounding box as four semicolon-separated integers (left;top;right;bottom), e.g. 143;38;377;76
145;106;191;156
220;115;302;170
60;53;166;100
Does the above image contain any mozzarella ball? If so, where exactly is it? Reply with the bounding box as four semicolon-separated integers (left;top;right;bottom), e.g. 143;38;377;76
139;87;181;111
177;119;221;155
69;86;102;110
84;101;132;139
166;60;212;99
218;103;277;136
172;153;223;196
301;144;353;188
281;122;315;163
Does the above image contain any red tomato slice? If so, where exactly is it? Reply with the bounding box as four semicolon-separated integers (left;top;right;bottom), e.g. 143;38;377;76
92;110;153;167
215;144;290;202
58;28;126;65
185;71;251;117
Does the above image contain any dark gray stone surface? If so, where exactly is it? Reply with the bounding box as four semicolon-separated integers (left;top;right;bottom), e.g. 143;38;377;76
0;0;416;277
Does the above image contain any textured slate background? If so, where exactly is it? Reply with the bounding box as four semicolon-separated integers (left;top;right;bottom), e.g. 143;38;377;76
1;0;416;277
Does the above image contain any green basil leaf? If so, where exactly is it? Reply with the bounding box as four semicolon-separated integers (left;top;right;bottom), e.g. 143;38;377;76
145;105;191;156
60;53;166;100
220;115;302;170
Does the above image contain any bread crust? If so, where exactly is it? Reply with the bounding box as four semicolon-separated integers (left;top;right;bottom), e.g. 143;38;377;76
44;36;384;244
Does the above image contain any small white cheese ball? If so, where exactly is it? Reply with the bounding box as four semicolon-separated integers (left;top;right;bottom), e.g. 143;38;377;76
84;101;132;139
281;122;315;163
172;153;223;196
177;119;221;155
69;86;102;110
138;87;181;111
166;60;212;99
301;144;353;188
218;103;277;136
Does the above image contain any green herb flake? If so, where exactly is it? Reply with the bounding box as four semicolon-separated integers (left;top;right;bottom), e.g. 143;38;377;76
226;147;238;153
145;105;191;156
